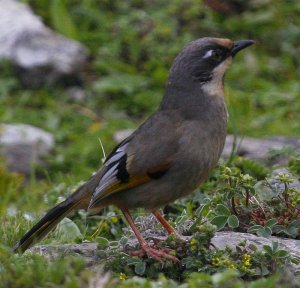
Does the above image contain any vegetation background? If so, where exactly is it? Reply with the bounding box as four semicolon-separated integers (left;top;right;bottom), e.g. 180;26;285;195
0;0;299;287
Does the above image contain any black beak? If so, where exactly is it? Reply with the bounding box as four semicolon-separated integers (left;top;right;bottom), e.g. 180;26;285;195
231;40;254;57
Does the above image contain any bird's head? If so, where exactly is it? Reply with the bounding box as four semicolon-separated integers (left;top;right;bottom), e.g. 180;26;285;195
166;37;254;97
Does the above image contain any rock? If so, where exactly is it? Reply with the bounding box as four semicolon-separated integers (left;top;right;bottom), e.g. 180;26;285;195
0;0;88;87
66;86;87;102
28;231;300;275
29;243;112;286
223;135;300;164
0;123;54;175
269;168;300;190
29;243;98;266
255;168;300;201
113;129;134;143
211;232;300;274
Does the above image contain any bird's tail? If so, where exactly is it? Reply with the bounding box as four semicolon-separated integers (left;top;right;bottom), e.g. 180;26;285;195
13;180;93;254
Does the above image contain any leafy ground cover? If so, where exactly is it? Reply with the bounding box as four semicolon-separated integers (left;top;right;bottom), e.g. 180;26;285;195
1;0;300;287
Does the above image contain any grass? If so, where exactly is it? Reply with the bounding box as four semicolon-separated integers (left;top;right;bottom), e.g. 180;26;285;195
1;0;300;287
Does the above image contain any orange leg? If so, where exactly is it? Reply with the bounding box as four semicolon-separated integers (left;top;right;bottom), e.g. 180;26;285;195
152;209;179;235
152;209;186;241
121;208;179;263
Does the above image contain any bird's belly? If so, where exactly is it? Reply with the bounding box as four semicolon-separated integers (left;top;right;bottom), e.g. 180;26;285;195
107;124;227;210
108;177;197;210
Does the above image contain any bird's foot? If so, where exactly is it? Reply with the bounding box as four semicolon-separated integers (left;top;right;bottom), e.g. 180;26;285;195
130;245;179;263
173;233;188;243
148;232;188;244
146;236;165;245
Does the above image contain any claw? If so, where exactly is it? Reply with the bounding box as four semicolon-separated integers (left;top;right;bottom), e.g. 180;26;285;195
131;245;179;263
121;209;180;263
147;234;188;245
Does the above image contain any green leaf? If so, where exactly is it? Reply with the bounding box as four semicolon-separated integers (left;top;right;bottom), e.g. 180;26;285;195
257;227;272;237
126;258;140;266
291;257;300;265
225;191;234;200
227;215;239;228
55;218;82;242
247;225;263;233
119;237;129;246
248;244;258;252
272;224;286;234
50;0;78;39
95;236;109;247
289;219;300;228
215;204;231;216
286;226;298;237
266;219;277;228
134;261;146;276
212;270;240;285
109;241;119;248
196;203;210;218
211;216;228;230
263;245;273;255
272;241;279;251
275;249;289;259
191;202;212;231
176;214;189;225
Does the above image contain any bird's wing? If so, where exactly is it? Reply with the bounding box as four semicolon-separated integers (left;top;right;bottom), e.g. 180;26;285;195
88;112;180;210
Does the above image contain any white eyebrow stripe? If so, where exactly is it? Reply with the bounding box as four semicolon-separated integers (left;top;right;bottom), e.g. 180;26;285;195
203;49;213;59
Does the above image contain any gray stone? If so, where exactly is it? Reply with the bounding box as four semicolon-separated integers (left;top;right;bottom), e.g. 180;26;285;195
29;243;98;265
26;211;300;275
255;168;300;201
211;232;300;274
223;135;300;164
27;231;300;274
0;0;88;87
113;129;134;143
66;86;87;102
29;243;112;286
0;123;54;174
268;168;300;191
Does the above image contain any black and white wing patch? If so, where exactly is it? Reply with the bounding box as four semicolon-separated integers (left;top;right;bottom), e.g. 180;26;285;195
95;141;130;195
88;139;132;208
88;134;173;210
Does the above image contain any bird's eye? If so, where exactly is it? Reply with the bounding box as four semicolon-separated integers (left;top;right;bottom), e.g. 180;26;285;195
202;49;224;62
210;49;223;62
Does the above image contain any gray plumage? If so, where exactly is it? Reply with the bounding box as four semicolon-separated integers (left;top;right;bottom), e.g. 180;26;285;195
14;37;254;254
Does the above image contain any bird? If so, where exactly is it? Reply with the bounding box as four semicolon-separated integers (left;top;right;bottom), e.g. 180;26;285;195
13;37;254;262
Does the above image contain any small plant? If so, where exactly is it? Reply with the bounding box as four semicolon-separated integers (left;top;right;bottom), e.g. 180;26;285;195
0;165;24;214
211;204;239;229
205;164;300;240
247;219;277;237
233;157;269;180
262;241;294;273
289;157;300;176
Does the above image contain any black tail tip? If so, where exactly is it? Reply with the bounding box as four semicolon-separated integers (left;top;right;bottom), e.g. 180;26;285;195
12;242;23;254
